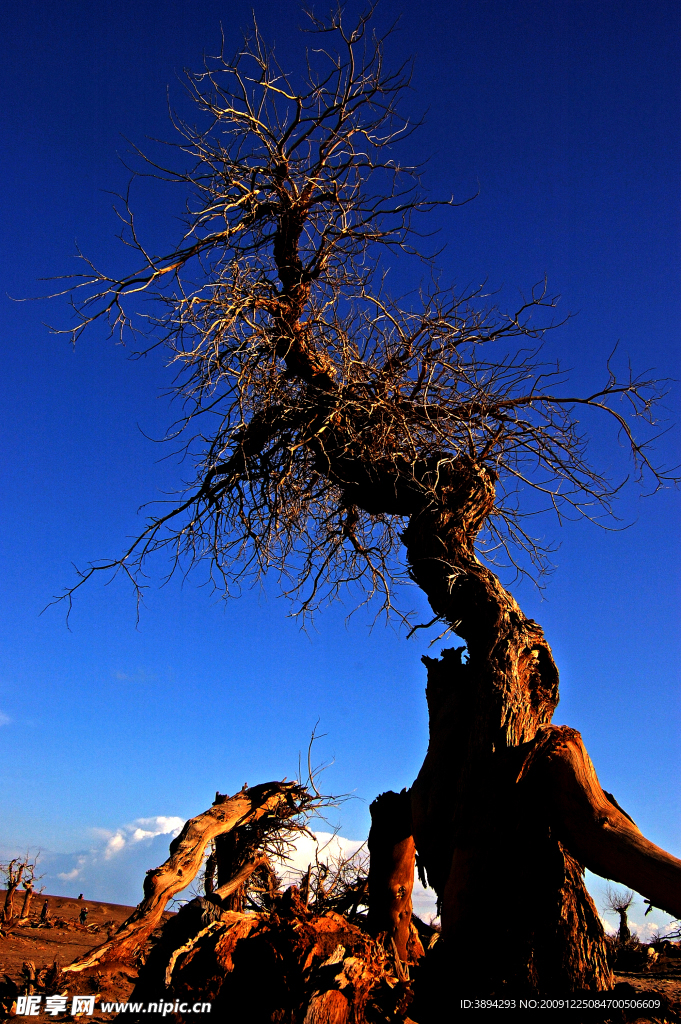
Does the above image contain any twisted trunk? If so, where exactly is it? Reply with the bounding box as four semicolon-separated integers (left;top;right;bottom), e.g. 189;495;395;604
395;458;681;1000
2;870;23;926
63;782;302;972
20;886;34;920
307;447;681;1001
199;248;681;997
400;459;610;995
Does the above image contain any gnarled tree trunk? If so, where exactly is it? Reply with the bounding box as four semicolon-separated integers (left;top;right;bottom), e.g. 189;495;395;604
404;458;607;996
401;458;681;998
62;782;303;972
20;885;34;920
60;16;681;1007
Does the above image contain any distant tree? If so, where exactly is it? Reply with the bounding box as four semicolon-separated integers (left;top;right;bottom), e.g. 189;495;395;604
604;886;635;944
1;854;41;926
54;6;681;1002
19;873;44;921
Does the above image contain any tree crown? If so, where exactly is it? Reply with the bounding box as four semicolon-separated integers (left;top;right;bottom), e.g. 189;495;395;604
54;8;673;624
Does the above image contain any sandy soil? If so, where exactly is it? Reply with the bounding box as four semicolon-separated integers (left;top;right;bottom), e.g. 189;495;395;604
613;967;681;1021
0;891;168;1020
1;892;680;1021
0;891;134;974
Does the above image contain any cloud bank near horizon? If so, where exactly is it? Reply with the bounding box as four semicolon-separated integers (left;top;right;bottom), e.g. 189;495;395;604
2;823;674;942
0;818;438;920
89;816;185;863
0;816;186;905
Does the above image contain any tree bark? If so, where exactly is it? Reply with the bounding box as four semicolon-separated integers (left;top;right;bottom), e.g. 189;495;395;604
401;460;681;998
213;854;270;904
2;888;16;925
19;886;34;920
402;459;611;993
2;872;23;925
315;448;681;1001
213;822;263;912
517;725;681;920
63;782;302;972
618;912;631;944
367;790;423;964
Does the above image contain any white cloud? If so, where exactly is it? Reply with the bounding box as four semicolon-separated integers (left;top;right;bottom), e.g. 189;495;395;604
34;819;439;920
58;856;87;881
95;816;186;860
275;830;366;880
629;918;668;943
104;833;127;859
28;815;187;905
0;712;10;726
600;915;667;942
130;816;185;842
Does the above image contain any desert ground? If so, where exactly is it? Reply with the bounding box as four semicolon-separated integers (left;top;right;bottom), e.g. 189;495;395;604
0;891;171;1019
1;890;680;1021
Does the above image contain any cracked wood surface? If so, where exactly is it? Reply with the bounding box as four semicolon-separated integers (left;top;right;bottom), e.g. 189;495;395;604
522;726;681;921
63;782;299;972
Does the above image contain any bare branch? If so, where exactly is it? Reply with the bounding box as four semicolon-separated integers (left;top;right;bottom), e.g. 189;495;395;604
49;7;676;627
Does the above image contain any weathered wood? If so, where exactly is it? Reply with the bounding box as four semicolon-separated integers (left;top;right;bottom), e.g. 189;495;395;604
213;854;269;902
407;462;561;889
2;858;29;925
164;920;225;988
155;887;410;1023
522;725;681;920
63;782;301;972
19;885;34;920
302;989;350;1024
367;790;423;964
58;17;678;1003
405;460;612;993
212;820;272;912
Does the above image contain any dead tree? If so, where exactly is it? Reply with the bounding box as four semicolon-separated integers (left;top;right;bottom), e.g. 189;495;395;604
63;781;314;973
604;886;635;944
1;860;23;925
292;835;370;920
65;784;412;1022
53;7;680;999
19;881;38;921
368;790;422;964
1;855;41;926
208;786;313;913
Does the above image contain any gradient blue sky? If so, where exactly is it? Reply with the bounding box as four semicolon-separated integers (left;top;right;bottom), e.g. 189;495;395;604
1;0;679;932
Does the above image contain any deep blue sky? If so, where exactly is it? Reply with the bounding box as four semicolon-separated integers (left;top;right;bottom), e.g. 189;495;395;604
1;0;679;930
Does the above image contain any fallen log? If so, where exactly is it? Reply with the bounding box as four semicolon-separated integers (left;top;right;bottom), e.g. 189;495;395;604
63;781;304;972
